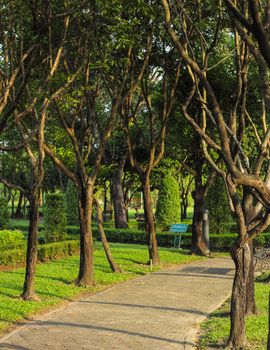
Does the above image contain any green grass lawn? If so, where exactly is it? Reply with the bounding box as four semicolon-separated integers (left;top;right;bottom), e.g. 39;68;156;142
198;273;269;349
0;242;202;335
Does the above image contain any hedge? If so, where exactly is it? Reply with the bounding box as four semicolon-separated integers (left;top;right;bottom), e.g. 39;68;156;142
0;240;80;266
65;226;270;251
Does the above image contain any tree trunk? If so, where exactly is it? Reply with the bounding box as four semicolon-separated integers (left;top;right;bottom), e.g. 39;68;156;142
181;196;188;221
110;157;128;229
228;243;251;348
94;197;122;272
245;240;256;315
21;191;40;301
191;183;208;256
15;191;24;218
76;182;95;287
142;177;160;265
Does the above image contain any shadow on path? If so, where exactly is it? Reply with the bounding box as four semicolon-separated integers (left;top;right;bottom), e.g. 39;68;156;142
79;300;208;316
0;344;31;350
29;320;194;347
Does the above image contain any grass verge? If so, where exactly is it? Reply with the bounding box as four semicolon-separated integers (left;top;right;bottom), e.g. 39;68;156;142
198;273;269;349
0;242;202;335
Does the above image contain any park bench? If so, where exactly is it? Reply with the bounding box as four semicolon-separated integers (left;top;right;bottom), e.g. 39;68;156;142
254;246;270;272
170;223;189;249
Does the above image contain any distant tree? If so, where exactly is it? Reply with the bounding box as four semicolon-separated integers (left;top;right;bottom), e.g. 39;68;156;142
205;176;232;234
0;196;9;228
156;174;180;230
66;179;79;226
44;193;67;242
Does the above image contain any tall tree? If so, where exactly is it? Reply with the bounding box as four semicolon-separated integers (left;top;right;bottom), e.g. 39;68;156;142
44;1;152;285
161;0;270;347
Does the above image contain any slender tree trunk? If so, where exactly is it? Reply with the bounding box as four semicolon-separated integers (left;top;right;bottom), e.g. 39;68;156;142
15;191;24;218
181;195;188;221
142;177;160;265
94;197;122;272
11;192;15;218
192;143;208;256
245;240;256;315
76;182;95;286
111;157;128;229
228;243;251;348
21;191;40;301
191;183;207;255
104;186;108;213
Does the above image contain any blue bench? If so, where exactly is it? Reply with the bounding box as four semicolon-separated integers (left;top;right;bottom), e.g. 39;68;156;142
170;224;189;249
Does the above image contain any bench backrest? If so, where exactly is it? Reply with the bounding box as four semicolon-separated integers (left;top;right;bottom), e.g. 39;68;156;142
170;224;189;233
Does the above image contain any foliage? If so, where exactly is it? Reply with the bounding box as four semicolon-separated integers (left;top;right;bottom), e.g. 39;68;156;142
0;240;79;266
0;229;24;245
205;177;232;234
65;180;79;225
0;196;9;229
155;174;181;230
44;193;67;242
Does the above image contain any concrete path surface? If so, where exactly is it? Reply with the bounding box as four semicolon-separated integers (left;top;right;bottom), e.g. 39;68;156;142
0;258;234;350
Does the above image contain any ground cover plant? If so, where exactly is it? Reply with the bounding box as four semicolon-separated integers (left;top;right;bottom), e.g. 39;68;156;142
198;274;269;349
0;242;201;334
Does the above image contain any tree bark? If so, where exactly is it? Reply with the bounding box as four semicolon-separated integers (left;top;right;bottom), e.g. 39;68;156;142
142;177;160;265
110;157;128;229
21;192;40;301
245;240;256;315
94;197;122;272
228;243;251;348
191;183;208;256
76;182;95;287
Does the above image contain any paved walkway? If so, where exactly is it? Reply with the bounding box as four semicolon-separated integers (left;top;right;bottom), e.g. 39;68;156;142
0;258;234;350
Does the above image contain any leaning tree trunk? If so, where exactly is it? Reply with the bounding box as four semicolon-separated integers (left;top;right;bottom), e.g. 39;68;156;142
228;242;251;348
245;240;256;315
142;177;160;265
94;198;122;272
21;191;40;301
110;156;128;229
76;182;95;287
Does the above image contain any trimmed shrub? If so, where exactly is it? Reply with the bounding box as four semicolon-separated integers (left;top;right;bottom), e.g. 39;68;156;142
156;174;180;231
66;180;79;225
44;193;67;242
38;240;80;261
0;229;24;245
0;196;9;228
0;240;80;266
205;177;232;234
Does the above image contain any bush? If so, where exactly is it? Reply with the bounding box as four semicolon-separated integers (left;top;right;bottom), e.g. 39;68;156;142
205;177;232;234
0;240;80;266
0;196;9;228
155;174;180;231
0;229;24;245
65;180;79;225
44;193;67;242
